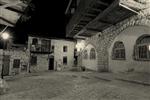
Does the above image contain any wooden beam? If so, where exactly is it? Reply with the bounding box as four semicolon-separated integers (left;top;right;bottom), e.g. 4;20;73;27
65;0;73;14
6;7;24;14
0;1;21;8
86;28;102;32
84;13;97;18
98;19;114;25
96;0;109;6
90;7;102;12
0;17;15;26
0;2;24;14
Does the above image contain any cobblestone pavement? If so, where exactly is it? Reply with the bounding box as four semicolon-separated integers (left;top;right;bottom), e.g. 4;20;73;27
1;71;150;100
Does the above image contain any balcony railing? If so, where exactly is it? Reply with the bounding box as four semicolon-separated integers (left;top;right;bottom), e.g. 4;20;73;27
30;44;51;54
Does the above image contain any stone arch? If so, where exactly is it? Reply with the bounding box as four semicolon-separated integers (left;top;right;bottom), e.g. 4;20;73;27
90;48;96;60
133;34;150;60
82;44;98;71
85;15;150;72
108;26;150;72
135;34;150;44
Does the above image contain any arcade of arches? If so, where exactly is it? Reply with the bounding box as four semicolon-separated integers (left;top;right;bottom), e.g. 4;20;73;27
79;20;150;73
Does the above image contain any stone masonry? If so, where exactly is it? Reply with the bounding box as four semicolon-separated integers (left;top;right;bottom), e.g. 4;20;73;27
83;8;150;72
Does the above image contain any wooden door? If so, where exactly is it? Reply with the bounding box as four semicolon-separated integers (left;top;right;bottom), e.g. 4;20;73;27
3;55;10;76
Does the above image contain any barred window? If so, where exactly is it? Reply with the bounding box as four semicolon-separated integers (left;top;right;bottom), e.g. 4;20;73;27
90;48;96;59
134;35;150;61
83;50;88;59
112;41;125;60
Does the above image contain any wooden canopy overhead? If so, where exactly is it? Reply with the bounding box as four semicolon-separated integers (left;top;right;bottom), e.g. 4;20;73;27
0;0;28;27
66;0;150;38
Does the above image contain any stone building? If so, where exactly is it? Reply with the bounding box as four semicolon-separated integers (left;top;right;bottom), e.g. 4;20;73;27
66;0;150;73
0;44;29;77
28;35;75;72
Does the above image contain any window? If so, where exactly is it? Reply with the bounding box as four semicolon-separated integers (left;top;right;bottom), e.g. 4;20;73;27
30;56;37;65
51;45;54;52
13;59;20;68
41;39;51;52
83;50;88;59
112;41;125;60
32;38;38;45
134;35;150;60
63;46;68;52
63;56;67;65
90;48;96;59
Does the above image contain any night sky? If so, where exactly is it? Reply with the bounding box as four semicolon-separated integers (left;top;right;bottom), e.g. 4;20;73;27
14;0;69;44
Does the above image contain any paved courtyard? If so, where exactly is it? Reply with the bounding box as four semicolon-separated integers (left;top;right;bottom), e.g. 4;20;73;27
1;71;150;100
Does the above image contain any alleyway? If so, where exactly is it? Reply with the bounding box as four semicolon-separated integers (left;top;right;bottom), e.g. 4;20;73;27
1;71;150;100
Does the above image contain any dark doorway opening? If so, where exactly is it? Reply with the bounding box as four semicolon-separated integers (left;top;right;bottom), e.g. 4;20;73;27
3;55;10;76
49;57;54;70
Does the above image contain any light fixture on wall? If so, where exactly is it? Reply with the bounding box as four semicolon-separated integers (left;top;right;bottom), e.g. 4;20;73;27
149;45;150;51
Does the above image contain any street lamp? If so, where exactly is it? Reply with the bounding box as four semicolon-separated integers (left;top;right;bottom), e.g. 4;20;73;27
2;33;10;40
149;45;150;51
1;32;10;79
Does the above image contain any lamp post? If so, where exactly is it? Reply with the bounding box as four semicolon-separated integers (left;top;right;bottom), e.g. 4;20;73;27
1;32;10;79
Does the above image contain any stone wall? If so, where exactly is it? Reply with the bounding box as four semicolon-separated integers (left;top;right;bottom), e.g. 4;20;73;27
0;49;29;76
51;39;75;69
9;50;29;75
82;44;98;71
109;26;150;73
30;54;49;72
83;10;150;72
28;36;75;71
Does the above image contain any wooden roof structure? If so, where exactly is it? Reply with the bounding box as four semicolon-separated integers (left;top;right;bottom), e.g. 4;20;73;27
0;0;29;27
66;0;150;38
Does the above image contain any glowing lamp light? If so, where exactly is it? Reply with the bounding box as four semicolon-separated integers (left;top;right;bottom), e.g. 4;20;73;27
76;41;85;52
148;45;150;51
2;32;9;40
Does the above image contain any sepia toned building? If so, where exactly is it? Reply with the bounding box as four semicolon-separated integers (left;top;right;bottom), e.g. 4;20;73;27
0;44;29;77
28;35;75;72
66;0;150;73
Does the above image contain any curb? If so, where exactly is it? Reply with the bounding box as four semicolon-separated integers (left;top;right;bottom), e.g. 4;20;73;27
115;78;150;86
93;76;112;81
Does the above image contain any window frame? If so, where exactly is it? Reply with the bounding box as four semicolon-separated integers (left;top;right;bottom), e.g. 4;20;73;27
32;38;38;45
83;50;88;59
63;46;68;52
90;48;96;60
13;59;20;68
112;41;126;60
134;42;150;61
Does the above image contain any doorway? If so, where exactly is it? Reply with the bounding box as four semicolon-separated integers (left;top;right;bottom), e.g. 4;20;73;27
3;55;10;76
13;59;21;74
49;57;54;70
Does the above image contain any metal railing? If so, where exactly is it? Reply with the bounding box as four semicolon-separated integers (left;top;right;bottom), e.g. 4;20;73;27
30;44;51;53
